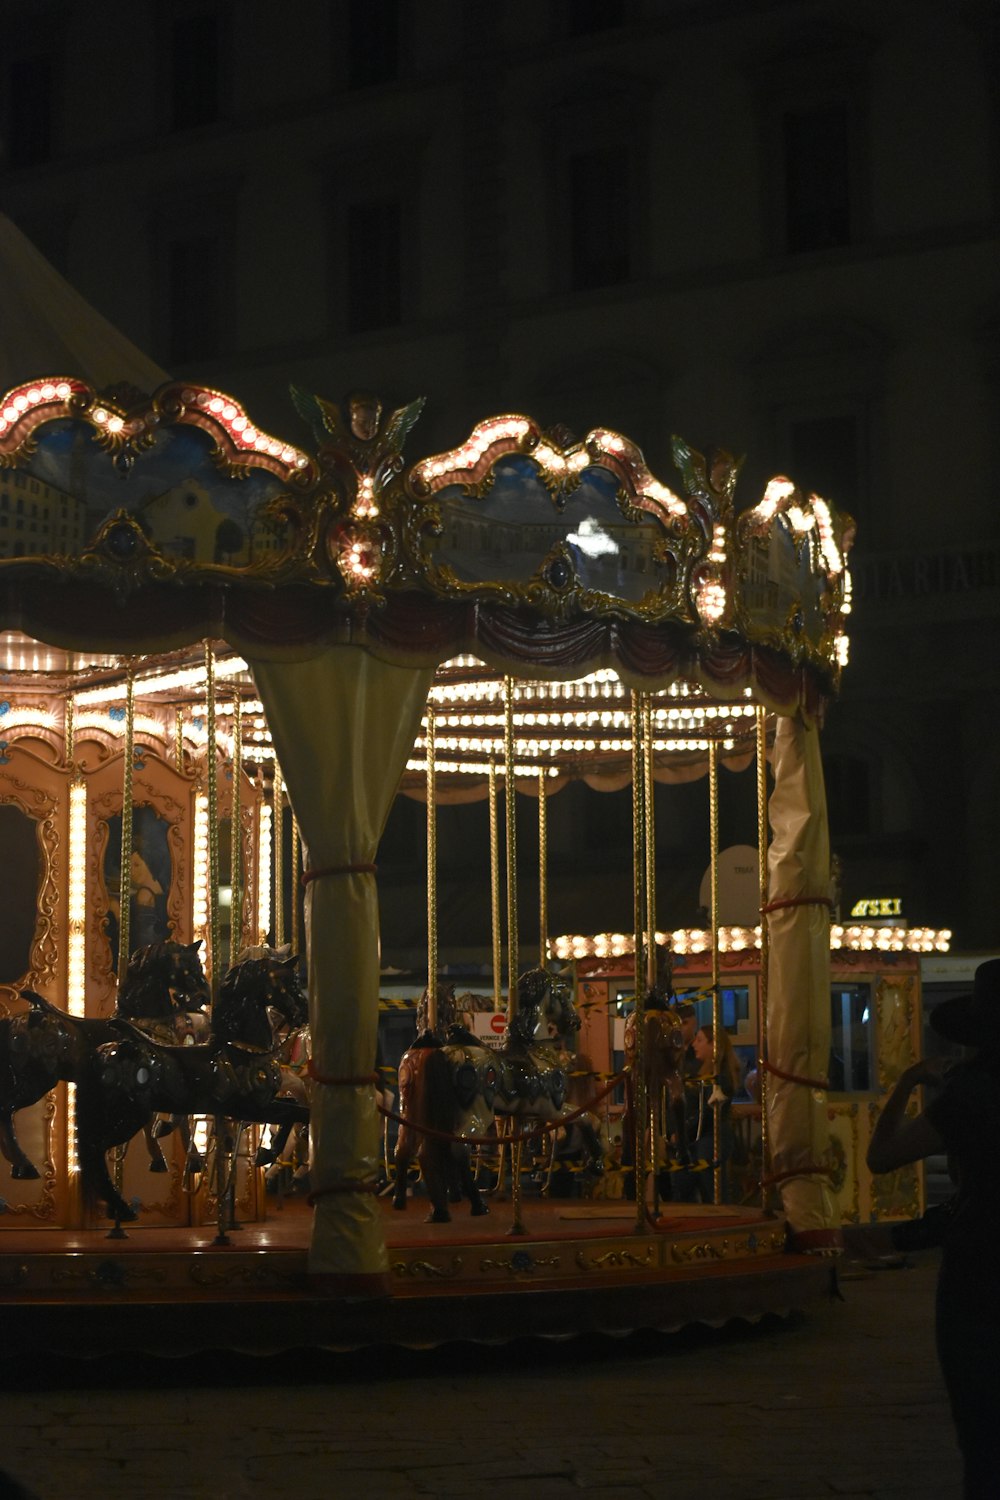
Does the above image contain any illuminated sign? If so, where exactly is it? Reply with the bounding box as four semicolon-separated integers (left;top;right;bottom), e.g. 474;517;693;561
850;897;902;918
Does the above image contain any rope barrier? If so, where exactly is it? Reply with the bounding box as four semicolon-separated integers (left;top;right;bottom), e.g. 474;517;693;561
760;895;833;914
760;1058;829;1090
306;1062;380;1087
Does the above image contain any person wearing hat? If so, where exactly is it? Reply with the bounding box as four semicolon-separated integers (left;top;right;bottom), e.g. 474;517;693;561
867;957;1000;1499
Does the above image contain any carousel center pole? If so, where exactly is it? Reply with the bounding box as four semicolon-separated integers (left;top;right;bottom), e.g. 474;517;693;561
504;676;526;1236
425;699;438;1032
708;738;722;1206
630;690;648;1232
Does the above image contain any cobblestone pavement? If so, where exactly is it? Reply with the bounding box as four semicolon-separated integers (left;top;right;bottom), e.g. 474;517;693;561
0;1251;961;1500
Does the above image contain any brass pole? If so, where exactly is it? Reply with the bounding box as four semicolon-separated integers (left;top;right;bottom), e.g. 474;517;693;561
174;708;184;772
204;642;221;1000
229;692;243;966
489;756;502;1011
64;697;74;767
503;677;519;1018
425;701;438;1031
116;663;135;987
537;769;548;969
273;761;285;949
503;677;525;1236
290;815;301;957
708;738;721;1205
631;690;647;1232
643;696;657;988
756;707;772;1210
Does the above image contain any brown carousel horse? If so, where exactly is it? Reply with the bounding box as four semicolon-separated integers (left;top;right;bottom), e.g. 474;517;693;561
0;939;210;1184
75;951;309;1223
393;966;604;1223
620;948;690;1186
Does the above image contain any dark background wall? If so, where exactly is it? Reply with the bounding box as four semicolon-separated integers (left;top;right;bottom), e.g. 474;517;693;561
2;0;997;953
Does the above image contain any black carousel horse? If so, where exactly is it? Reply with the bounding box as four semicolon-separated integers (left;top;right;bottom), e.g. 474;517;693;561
0;939;210;1184
393;966;604;1223
75;952;309;1223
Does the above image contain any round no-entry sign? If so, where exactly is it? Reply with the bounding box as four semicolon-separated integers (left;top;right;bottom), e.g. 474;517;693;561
490;1013;506;1034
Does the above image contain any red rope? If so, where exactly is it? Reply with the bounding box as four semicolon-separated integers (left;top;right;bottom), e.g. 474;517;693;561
760;1058;829;1090
301;862;377;887
306;1061;380;1087
760;895;833;914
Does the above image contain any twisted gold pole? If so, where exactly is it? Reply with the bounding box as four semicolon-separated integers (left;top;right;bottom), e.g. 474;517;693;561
708;738;721;1205
489;757;502;1010
273;761;285;949
426;701;438;1031
205;642;221;1000
503;677;518;1019
643;696;656;988
290;814;301;957
631;690;647;1231
538;769;548;968
174;708;184;772
116;663;135;986
229;691;243;966
503;677;525;1236
756;707;771;1210
64;697;74;768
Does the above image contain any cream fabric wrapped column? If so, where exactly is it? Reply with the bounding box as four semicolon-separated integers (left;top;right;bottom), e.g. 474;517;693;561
250;647;433;1293
765;714;842;1253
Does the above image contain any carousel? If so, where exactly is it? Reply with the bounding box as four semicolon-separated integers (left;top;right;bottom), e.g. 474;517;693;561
0;215;929;1355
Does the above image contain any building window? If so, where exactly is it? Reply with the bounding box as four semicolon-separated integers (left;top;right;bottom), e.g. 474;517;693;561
567;0;626;37
569;145;631;291
787;411;862;515
347;0;399;89
347;198;403;333
169;14;220;130
782;101;852;252
824;753;871;839
167;234;222;361
7;54;52;168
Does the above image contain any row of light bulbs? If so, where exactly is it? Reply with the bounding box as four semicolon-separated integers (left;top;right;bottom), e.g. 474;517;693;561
551;925;952;960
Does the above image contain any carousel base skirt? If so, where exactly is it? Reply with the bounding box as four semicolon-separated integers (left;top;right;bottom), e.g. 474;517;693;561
0;1197;834;1358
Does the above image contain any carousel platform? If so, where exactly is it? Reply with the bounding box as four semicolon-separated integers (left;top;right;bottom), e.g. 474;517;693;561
0;1193;834;1359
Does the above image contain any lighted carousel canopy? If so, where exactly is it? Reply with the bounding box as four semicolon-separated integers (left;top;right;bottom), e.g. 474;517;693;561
0;379;853;704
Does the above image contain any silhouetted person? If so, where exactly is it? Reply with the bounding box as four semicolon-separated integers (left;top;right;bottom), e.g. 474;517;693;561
867;958;1000;1499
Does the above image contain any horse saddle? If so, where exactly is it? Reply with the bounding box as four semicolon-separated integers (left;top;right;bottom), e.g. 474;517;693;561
212;1048;280;1107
